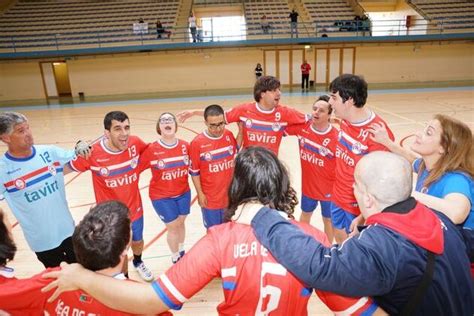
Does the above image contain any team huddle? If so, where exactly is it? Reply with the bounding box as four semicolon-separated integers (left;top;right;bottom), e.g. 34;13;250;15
1;74;473;315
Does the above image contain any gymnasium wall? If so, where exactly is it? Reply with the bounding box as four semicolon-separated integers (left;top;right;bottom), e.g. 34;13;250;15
0;41;472;101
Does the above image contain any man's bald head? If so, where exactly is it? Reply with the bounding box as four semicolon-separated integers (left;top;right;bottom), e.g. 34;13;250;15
355;151;412;211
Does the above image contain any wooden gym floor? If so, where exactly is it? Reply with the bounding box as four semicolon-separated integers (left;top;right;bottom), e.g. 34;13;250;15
1;87;473;315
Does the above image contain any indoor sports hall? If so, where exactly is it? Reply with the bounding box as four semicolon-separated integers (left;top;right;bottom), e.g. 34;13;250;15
0;0;473;314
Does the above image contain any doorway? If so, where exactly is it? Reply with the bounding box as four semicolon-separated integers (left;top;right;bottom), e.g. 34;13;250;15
39;61;72;99
263;47;355;91
315;47;356;91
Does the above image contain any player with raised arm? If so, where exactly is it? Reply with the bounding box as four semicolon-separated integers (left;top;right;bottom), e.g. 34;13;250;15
178;76;309;155
328;74;394;243
139;113;190;264
42;147;381;315
284;95;337;242
0;112;90;268
189;104;237;228
68;111;153;281
368;113;473;228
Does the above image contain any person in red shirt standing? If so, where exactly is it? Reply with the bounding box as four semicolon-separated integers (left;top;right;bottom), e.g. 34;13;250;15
139;113;190;264
189;104;238;229
68;111;153;282
329;74;394;243
301;60;311;92
285;95;338;242
178;76;310;156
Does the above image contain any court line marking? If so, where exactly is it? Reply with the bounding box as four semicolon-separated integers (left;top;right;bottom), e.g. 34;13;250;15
369;104;424;127
1;86;471;112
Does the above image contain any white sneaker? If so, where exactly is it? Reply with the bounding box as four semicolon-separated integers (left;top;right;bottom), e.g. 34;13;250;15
134;262;154;282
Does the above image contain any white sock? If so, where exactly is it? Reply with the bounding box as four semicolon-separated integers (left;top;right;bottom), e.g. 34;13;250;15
179;243;185;252
172;252;180;261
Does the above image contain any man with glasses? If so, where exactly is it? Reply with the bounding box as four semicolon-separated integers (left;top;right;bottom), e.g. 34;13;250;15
189;104;238;229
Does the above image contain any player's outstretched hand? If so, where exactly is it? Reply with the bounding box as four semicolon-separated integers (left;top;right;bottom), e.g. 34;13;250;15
349;214;365;237
368;122;390;146
41;262;86;302
176;110;193;123
75;140;92;159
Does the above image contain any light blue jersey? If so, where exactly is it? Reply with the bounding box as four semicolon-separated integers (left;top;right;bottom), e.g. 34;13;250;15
414;158;474;228
0;145;75;252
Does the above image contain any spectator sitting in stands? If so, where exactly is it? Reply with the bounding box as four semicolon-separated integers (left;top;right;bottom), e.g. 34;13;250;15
261;15;271;34
139;18;145;24
156;20;171;39
320;27;328;37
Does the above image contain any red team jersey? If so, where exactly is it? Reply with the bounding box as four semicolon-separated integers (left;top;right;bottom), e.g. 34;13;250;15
189;130;237;210
285;122;338;201
152;216;375;315
0;268;157;316
69;136;147;221
139;139;190;200
44;275;137;316
0;267;50;315
224;102;308;154
333;112;394;215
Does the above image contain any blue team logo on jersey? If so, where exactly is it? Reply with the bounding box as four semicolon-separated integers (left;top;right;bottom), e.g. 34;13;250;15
157;160;165;169
421;186;428;194
338;130;343;140
14;178;26;190
48;165;57;176
228;146;234;155
100;167;110;177
272;122;281;132
299;136;305;146
183;155;189;166
204;152;212;161
352;142;363;155
245;119;253;128
130;158;138;169
319;146;329;157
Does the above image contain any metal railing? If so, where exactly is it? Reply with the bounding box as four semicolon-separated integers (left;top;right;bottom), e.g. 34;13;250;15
0;18;473;53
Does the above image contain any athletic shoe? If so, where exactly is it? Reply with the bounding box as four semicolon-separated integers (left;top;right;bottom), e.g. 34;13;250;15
179;250;185;257
172;256;181;264
134;261;154;282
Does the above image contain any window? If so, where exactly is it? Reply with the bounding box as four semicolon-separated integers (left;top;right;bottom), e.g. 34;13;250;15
200;16;246;41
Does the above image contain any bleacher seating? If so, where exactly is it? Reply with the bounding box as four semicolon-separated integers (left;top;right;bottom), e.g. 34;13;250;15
0;0;180;50
409;0;474;32
243;0;296;38
301;0;363;36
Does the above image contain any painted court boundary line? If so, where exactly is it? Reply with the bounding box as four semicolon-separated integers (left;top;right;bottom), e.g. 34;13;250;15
1;86;472;112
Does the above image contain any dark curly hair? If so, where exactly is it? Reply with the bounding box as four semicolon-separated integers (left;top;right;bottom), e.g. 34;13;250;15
225;146;298;221
73;201;130;271
0;211;16;266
